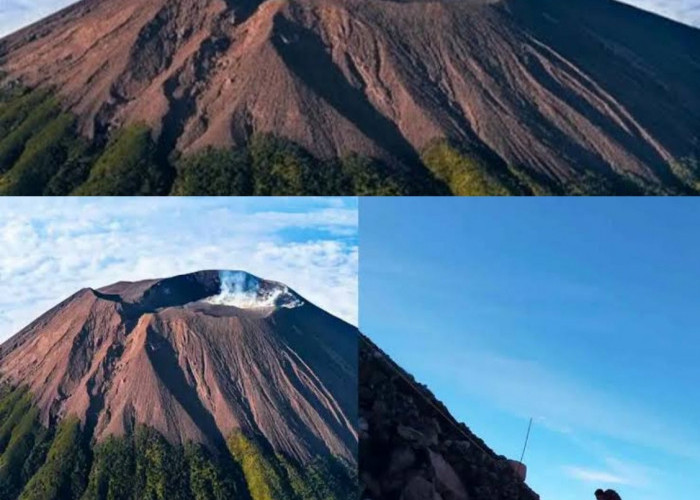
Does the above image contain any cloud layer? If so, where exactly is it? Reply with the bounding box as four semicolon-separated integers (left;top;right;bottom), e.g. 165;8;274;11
0;198;358;340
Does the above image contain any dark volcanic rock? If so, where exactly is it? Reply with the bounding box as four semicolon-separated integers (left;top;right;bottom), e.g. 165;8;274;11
360;335;539;500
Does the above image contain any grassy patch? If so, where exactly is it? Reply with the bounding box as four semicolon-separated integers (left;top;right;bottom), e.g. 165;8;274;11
421;140;513;196
19;417;88;500
226;431;290;500
73;125;170;195
0;92;61;174
0;113;83;195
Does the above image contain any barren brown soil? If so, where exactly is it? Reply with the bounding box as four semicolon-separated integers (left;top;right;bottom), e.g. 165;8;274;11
1;0;699;186
0;271;358;466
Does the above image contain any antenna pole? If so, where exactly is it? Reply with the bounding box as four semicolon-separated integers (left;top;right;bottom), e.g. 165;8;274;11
519;417;533;463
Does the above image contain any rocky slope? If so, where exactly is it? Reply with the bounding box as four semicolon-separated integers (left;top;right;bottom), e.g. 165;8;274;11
0;270;357;499
360;335;540;500
1;0;699;194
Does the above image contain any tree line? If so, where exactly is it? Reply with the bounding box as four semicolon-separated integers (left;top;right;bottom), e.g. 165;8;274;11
0;386;356;500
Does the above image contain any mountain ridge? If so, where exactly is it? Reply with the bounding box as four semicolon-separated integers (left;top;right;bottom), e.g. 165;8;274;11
359;334;541;500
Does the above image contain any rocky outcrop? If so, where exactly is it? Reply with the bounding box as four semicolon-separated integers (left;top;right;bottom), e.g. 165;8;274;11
359;335;539;500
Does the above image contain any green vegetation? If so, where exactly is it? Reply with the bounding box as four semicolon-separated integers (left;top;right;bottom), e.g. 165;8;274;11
6;83;685;195
506;164;559;196
73;125;170;196
80;429;243;500
81;435;134;500
334;154;409;196
172;147;253;195
18;428;52;496
0;89;55;140
0;85;418;195
560;169;618;195
279;454;357;500
670;152;700;193
247;134;411;195
559;168;669;196
19;417;88;500
0;83;29;108
0;387;28;423
134;426;196;500
0;114;88;195
248;135;328;195
0;92;61;175
82;429;241;500
227;431;356;500
0;88;94;195
42;148;94;196
421;140;515;196
185;444;239;500
0;387;354;500
0;387;43;499
227;431;289;500
173;136;410;195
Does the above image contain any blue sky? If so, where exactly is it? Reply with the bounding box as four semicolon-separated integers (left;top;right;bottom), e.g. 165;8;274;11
0;197;358;340
0;0;699;38
360;198;700;500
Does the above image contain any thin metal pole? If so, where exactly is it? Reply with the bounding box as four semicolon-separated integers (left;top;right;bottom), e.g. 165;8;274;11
519;417;533;463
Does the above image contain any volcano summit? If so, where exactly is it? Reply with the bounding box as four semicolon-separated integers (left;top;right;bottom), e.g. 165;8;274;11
0;0;699;195
0;270;357;500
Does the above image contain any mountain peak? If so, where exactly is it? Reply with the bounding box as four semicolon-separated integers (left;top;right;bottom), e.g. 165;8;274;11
0;271;356;468
203;270;304;309
95;269;304;312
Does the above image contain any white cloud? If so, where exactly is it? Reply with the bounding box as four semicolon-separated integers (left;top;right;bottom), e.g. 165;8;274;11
618;0;700;27
564;456;657;488
0;198;358;340
564;467;629;485
0;0;77;38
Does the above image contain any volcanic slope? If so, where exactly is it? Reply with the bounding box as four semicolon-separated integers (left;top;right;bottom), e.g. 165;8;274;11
360;334;540;500
1;0;700;194
0;270;357;500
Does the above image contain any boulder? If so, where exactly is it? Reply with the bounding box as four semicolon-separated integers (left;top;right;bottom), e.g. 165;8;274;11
429;450;469;500
401;475;443;500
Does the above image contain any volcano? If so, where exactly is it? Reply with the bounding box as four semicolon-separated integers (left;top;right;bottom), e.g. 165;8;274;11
1;0;699;195
0;270;357;500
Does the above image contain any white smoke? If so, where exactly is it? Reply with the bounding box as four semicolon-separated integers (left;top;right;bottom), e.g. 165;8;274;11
203;271;303;309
